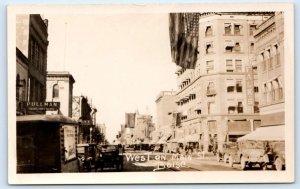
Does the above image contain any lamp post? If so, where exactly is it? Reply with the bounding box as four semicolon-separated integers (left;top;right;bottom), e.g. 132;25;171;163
89;127;92;144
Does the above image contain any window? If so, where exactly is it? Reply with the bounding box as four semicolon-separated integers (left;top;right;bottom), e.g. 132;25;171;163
16;74;20;101
205;26;213;36
249;25;256;35
224;23;231;35
235;60;242;72
206;60;214;73
206;43;213;54
208;102;214;114
228;106;236;114
236;80;243;92
254;86;259;93
225;46;233;53
233;42;241;52
254;101;260;113
227;79;235;92
226;60;234;72
252;66;258;74
250;42;254;52
237;102;243;113
261;53;267;71
207;82;216;96
53;84;59;98
234;24;241;35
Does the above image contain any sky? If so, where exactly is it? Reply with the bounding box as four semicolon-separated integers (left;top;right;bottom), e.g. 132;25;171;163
44;14;178;142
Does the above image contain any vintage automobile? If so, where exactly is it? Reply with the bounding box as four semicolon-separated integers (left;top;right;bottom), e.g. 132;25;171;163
95;144;124;171
216;142;239;167
237;126;285;171
77;143;97;172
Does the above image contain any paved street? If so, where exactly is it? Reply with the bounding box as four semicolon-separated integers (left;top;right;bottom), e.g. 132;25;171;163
94;151;239;172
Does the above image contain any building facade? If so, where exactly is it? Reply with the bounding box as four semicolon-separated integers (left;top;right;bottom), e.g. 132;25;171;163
253;12;284;127
155;91;177;141
172;13;273;152
46;71;75;117
16;14;49;115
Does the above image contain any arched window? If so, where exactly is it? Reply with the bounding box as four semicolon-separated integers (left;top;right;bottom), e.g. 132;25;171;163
53;84;59;98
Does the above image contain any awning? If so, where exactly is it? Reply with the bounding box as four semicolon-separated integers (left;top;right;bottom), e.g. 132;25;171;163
156;134;172;144
185;134;200;142
237;125;285;142
168;138;178;143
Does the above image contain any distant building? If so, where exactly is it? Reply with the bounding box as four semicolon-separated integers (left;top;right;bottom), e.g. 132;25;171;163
16;14;49;115
134;112;154;142
46;71;75;117
253;12;284;127
72;96;96;143
155;91;177;141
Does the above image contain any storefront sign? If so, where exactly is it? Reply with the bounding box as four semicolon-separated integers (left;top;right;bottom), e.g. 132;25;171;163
63;125;76;161
245;66;254;106
25;101;60;111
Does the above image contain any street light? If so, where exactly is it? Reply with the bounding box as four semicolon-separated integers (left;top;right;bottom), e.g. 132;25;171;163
89;127;92;144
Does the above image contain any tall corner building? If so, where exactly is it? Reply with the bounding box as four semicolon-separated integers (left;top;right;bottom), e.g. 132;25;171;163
172;12;274;152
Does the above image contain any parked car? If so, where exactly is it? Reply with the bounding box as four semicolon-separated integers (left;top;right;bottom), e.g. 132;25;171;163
77;143;97;172
95;144;124;171
217;142;239;167
238;140;285;170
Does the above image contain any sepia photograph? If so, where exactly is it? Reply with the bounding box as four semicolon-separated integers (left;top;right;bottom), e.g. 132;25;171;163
7;3;294;184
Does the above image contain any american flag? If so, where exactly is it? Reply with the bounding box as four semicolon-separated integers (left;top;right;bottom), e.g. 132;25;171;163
184;13;200;37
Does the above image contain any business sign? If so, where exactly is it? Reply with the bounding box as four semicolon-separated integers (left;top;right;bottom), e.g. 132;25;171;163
245;66;254;106
63;125;76;161
25;101;60;111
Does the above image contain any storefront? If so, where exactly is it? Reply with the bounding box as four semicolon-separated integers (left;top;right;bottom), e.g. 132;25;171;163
17;114;79;173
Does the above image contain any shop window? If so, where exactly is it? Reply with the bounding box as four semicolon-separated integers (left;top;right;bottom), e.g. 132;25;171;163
53;84;59;98
205;26;213;36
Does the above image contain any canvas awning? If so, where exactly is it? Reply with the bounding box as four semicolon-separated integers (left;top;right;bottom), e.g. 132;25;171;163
237;125;285;142
185;134;200;142
156;134;172;144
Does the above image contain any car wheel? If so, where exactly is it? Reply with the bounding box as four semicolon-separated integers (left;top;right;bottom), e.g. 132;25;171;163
274;158;283;171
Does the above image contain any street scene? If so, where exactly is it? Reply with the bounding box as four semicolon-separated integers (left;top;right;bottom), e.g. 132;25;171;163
15;11;285;173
